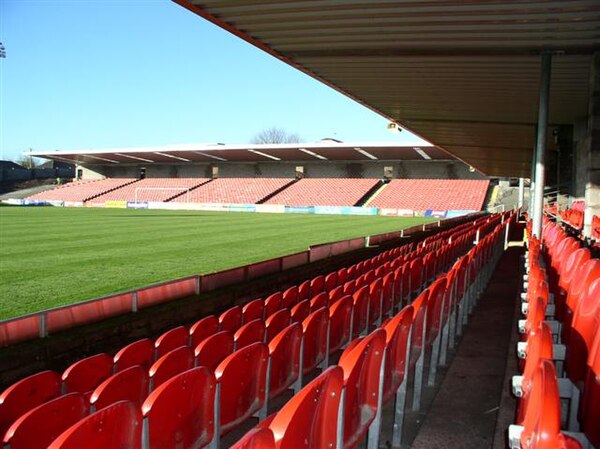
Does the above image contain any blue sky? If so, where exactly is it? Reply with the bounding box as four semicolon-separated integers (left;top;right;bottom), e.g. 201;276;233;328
0;0;426;161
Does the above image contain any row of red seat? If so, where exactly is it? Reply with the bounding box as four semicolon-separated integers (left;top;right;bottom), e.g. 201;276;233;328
507;218;600;448
231;213;512;448
0;213;510;449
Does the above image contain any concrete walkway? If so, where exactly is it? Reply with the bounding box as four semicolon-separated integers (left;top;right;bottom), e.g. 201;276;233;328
410;246;521;449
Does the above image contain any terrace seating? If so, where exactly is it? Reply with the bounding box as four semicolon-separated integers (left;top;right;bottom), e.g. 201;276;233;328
194;331;234;372
28;178;136;202
369;178;490;211
180;178;292;204
114;338;155;372
264;177;379;207
90;177;209;203
89;366;149;411
148;346;194;390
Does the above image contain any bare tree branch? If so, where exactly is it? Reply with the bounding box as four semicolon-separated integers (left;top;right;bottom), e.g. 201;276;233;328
251;127;302;144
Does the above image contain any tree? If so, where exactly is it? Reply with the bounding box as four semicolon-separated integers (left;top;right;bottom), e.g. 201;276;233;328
16;152;43;169
251;127;302;144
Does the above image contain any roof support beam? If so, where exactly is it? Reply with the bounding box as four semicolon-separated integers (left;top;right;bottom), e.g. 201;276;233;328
532;51;552;238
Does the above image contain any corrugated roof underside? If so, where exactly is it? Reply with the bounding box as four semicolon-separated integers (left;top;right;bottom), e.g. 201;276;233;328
180;0;600;177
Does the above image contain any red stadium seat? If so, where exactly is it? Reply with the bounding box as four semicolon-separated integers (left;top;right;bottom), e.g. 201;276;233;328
47;400;142;449
381;306;413;447
267;366;343;448
2;393;87;449
281;286;298;309
409;289;429;411
90;365;148;411
194;331;234;372
234;319;266;350
344;279;356;296
302;307;329;374
581;329;600;447
309;291;329;311
62;353;113;398
265;292;283;314
566;278;600;383
219;306;242;334
381;273;395;318
310;275;326;295
328;295;353;354
338;329;386;449
337;268;348;285
290;299;310;324
368;278;383;328
114;338;154;372
230;428;275;449
425;277;448;386
325;272;338;292
242;299;265;323
0;370;61;438
265;309;291;343
517;360;581;449
298;280;311;302
328;285;345;305
189;316;219;348
268;322;302;399
142;367;216;449
215;342;269;435
155;325;189;359
149;346;194;390
352;286;369;337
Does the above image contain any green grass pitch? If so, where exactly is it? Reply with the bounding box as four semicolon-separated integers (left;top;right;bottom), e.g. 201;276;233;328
0;206;433;320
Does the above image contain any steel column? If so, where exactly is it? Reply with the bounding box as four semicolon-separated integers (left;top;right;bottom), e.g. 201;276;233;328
518;178;525;210
532;52;552;238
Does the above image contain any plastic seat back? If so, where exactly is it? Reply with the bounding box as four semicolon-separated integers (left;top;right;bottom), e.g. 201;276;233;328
310;291;329;311
337;268;348;285
234;319;266;350
142;367;215;449
268;323;302;398
189;316;219;348
2;393;87;449
290;299;310;324
194;331;234;372
325;272;338;292
62;353;113;397
114;338;154;372
409;290;429;369
520;360;580;449
381;273;395;317
352;286;369;337
149;346;194;390
242;299;265;324
302;307;329;374
338;329;386;449
409;257;423;296
329;285;345;305
215;342;269;435
268;366;343;449
581;329;600;447
155;326;189;359
230;428;275;449
47;401;142;449
282;286;298;309
298;280;311;302
311;275;326;295
368;278;383;326
265;292;283;318
266;309;291;342
219;306;242;333
517;323;553;423
567;278;600;383
564;259;600;339
0;370;61;438
425;277;448;346
328;295;353;354
90;365;148;411
382;306;414;404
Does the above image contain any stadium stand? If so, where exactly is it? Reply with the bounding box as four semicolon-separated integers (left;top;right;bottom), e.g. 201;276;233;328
1;211;515;449
264;178;380;207
369;179;490;211
27;178;136;202
89;178;210;203
180;178;292;204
